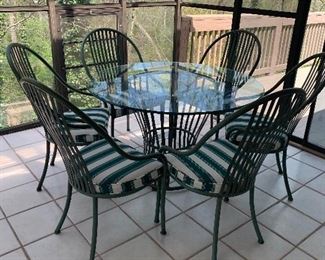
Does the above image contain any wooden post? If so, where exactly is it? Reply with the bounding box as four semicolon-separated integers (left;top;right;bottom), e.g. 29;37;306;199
269;19;283;74
179;16;191;62
283;0;312;89
173;0;182;62
118;0;126;33
232;0;242;30
48;0;68;98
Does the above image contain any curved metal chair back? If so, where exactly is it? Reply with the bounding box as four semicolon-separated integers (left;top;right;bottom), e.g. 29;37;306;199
219;89;305;196
81;28;144;83
266;52;325;134
199;29;261;77
19;78;113;195
6;43;66;90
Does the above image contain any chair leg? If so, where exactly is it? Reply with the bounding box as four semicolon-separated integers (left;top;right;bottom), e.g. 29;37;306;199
111;117;115;137
36;140;51;192
275;152;283;175
55;183;72;234
281;148;293;201
214;114;220;140
90;198;98;260
160;168;167;235
126;113;130;131
249;187;264;244
154;177;162;223
50;144;58;166
211;197;222;260
210;114;214;129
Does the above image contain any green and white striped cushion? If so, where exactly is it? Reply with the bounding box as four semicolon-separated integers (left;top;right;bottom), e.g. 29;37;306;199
80;139;162;194
225;112;287;150
166;139;237;194
64;108;110;145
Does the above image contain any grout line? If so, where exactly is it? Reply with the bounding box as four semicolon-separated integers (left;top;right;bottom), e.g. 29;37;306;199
1;130;324;259
0;206;32;260
99;195;176;260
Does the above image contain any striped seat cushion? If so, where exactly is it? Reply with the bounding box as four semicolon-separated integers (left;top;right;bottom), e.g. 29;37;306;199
225;112;288;151
64;108;110;145
166;139;238;194
80;139;162;194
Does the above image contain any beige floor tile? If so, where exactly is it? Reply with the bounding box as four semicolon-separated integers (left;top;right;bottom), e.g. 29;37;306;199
101;234;172;260
306;173;325;194
0;165;35;192
77;207;142;254
189;243;244;260
148;214;212;260
15;142;46;163
1;127;324;260
258;202;319;244
121;192;181;230
222;222;293;260
0;150;22;170
57;193;116;224
0;137;10;152
112;187;151;205
0;249;27;260
42;172;68;199
271;158;322;184
299;227;325;259
262;154;282;168
288;187;325;223
255;169;302;200
188;198;249;236
0;220;20;256
166;189;208;211
286;145;302;156
0;182;51;216
4;129;44;148
282;248;314;260
26;155;65;180
293;151;325;171
228;188;278;215
8;202;72;245
35;127;45;137
25;227;91;260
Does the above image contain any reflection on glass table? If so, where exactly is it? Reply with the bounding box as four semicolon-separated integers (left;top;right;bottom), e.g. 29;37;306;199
90;62;264;153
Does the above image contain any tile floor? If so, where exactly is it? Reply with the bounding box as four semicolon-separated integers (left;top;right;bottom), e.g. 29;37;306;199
0;118;324;260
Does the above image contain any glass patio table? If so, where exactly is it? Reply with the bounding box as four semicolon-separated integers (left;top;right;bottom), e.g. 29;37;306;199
89;61;264;154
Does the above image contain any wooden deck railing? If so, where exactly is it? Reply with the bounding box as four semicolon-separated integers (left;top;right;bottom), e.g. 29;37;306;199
179;12;325;76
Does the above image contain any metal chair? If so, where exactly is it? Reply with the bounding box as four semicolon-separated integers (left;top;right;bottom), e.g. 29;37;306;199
226;52;325;201
6;43;110;191
20;77;164;260
81;28;143;137
199;29;262;130
159;88;306;260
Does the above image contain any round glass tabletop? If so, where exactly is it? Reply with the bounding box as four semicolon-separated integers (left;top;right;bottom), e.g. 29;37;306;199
89;62;264;115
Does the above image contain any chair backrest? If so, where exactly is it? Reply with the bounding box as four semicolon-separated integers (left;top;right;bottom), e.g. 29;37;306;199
19;77;120;195
266;52;325;134
6;43;65;89
81;28;144;83
194;88;306;196
199;29;262;77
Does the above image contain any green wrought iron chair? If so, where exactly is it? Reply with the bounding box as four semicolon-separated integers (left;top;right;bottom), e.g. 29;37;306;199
19;77;165;260
159;88;306;260
225;52;325;201
6;43;111;192
199;29;262;130
81;28;143;137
